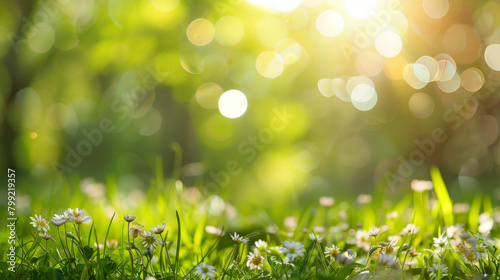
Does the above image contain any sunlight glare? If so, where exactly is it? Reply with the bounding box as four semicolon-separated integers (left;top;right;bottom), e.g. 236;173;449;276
247;0;302;13
346;0;377;19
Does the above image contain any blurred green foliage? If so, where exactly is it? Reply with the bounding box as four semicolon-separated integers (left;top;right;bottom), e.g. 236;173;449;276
0;0;500;223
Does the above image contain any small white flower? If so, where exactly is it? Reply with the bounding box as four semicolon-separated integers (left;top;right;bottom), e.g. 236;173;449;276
255;239;268;250
94;243;104;250
469;233;494;259
106;239;119;250
280;241;305;262
400;223;419;235
380;239;399;255
194;262;216;279
142;230;160;251
429;262;448;278
319;196;335;207
124;214;136;222
65;208;85;221
386;211;398;219
355;229;370;251
30;214;50;232
130;222;145;239
254;239;268;254
324;245;341;260
150;222;166;234
411;180;433;192
369;227;380;237
433;234;448;249
50;213;68;227
336;249;356;266
246;249;264;270
73;215;92;225
39;232;56;242
377;253;399;270
230;232;249;244
309;233;323;243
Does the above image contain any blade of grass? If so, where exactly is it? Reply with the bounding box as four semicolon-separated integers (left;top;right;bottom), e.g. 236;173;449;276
174;210;181;280
430;166;453;226
103;212;115;256
469;194;482;233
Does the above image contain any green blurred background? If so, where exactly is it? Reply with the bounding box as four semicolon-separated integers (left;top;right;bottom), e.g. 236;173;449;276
1;0;500;221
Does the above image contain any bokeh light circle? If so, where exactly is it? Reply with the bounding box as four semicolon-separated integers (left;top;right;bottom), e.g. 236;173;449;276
409;92;435;118
28;23;55;53
460;68;484;92
318;79;334;97
423;0;449;19
218;89;248;119
437;73;460;93
485;44;500;71
187;18;215;46
414;56;439;82
403;64;428;89
196;82;223;109
350;84;378;111
255;51;284;78
315;10;344;37
375;31;402;58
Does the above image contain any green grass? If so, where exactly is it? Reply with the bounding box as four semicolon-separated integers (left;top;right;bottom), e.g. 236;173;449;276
1;166;499;279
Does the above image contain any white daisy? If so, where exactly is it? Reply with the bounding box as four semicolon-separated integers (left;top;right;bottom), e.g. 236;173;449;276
30;214;50;232
230;232;249;244
73;215;92;225
39;232;56;242
150;222;166;234
142;230;160;251
400;223;419;235
124;214;136;222
324;245;341;260
246;249;264;270
377;253;399;270
194;262;216;279
429;262;448;278
368;227;380;237
279;241;305;262
469;233;493;259
355;229;370;251
254;239;268;254
336;249;356;266
309;233;323;243
255;239;268;250
65;208;85;221
433;234;448;249
50;213;68;226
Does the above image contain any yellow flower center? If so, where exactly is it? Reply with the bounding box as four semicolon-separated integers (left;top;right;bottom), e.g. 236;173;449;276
289;247;296;253
40;221;47;227
202;267;209;273
252;256;262;266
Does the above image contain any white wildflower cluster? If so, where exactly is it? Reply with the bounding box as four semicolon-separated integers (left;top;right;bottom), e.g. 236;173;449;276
124;214;167;252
